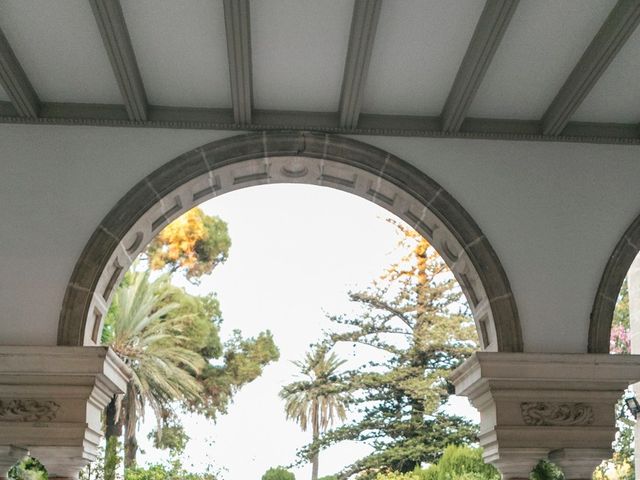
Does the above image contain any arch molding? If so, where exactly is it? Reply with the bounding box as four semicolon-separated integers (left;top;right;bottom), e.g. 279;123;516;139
58;131;522;352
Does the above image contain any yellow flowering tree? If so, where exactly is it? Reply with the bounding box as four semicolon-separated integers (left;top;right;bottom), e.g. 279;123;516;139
146;208;231;282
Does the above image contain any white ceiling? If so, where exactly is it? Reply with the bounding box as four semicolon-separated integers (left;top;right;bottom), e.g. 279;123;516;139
0;0;638;126
362;0;483;116
122;0;231;109
573;23;640;124
0;0;122;104
468;0;617;120
251;0;352;112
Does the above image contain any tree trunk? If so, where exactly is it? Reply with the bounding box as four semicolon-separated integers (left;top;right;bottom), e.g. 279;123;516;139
104;396;122;480
311;399;320;480
123;383;138;469
415;239;428;325
124;434;137;469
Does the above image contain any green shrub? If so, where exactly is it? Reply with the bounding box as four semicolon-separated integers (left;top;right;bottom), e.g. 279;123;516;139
262;467;296;480
530;460;564;480
402;445;499;480
375;472;422;480
8;456;48;480
125;461;217;480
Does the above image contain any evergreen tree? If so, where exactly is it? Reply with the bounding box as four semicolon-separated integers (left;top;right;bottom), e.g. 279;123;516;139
292;223;478;478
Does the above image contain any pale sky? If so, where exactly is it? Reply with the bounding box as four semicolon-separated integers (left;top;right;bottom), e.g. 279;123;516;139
136;184;478;480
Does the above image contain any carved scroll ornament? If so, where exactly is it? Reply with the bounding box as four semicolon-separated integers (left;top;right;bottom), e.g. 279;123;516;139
521;402;594;426
0;399;60;422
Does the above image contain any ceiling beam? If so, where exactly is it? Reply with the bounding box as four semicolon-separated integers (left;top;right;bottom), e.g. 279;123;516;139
89;0;148;122
0;27;39;118
338;0;382;129
542;0;640;136
441;0;519;133
223;0;253;126
1;101;639;145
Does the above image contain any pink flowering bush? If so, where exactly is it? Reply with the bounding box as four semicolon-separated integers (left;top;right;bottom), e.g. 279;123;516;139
610;324;630;354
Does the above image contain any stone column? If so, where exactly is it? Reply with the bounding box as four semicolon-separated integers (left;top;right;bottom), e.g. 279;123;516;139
0;346;129;479
450;353;640;480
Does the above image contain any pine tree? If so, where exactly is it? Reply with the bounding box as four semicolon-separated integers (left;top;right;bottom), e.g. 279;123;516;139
293;223;479;479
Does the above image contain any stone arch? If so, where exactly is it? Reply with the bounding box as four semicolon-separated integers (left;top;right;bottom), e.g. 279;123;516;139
589;212;640;352
58;131;522;352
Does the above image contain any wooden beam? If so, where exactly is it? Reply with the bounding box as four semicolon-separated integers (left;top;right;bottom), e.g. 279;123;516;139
338;0;382;129
542;0;640;136
0;27;39;118
223;0;253;126
441;0;518;133
89;0;148;122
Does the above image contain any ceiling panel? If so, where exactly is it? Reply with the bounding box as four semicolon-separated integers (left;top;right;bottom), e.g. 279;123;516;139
468;0;617;120
0;88;9;102
572;25;640;124
0;0;122;104
251;0;352;112
121;0;230;109
361;0;483;117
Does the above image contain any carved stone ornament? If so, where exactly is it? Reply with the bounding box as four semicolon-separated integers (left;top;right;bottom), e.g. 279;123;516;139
520;402;594;426
0;399;60;422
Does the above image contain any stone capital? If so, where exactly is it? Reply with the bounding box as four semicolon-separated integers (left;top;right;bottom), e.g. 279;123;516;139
0;346;129;478
548;448;613;479
450;353;640;479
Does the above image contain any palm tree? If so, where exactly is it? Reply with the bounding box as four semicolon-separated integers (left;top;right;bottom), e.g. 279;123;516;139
280;348;349;480
102;270;206;479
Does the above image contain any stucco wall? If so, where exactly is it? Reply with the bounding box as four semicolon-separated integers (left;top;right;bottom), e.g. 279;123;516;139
1;124;639;351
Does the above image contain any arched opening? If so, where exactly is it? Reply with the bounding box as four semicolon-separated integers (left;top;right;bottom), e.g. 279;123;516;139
110;183;483;479
588;213;640;478
590;212;640;353
58;132;521;353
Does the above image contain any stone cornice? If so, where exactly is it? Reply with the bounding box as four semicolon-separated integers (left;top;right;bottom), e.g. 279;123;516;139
451;352;640;397
0;346;129;395
0;346;130;478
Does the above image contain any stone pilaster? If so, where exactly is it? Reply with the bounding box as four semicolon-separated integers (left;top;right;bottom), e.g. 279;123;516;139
0;346;129;479
450;353;640;480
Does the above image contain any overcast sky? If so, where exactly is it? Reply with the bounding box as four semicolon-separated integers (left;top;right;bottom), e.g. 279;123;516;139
136;184;478;480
